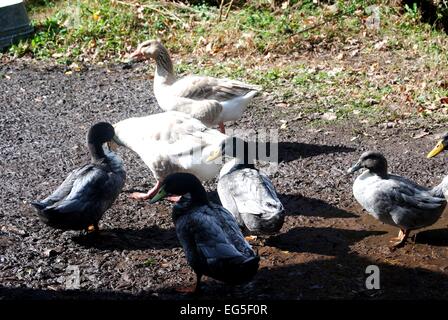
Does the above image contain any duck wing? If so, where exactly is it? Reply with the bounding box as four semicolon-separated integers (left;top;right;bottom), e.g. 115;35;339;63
211;204;256;257
176;208;258;284
374;179;446;229
223;168;283;216
219;168;284;233
171;75;261;102
35;162;124;229
113;112;226;181
50;163;122;213
31;164;92;209
114;112;225;156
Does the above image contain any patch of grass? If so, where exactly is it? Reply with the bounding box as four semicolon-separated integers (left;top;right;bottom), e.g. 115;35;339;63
3;0;448;124
141;257;156;267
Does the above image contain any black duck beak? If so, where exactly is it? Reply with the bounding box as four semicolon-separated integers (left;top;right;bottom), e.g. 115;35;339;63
347;160;362;174
427;140;445;158
149;187;167;204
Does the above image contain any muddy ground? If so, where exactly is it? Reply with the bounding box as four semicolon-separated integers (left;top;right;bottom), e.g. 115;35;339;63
1;60;448;300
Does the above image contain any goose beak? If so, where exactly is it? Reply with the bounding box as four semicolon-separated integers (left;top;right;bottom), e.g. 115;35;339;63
149;187;167;204
347;160;362;174
128;48;144;63
427;140;445;158
206;149;221;162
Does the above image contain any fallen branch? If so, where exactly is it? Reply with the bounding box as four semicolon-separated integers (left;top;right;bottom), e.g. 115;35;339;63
112;0;184;23
296;5;358;35
218;0;234;22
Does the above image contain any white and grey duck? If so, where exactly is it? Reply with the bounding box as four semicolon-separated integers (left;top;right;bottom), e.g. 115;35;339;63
348;151;447;246
207;137;285;235
128;39;261;133
32;122;126;233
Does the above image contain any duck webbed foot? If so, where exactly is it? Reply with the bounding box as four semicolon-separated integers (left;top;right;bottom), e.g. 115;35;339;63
87;223;99;233
389;229;409;247
79;223;99;236
130;181;161;200
175;274;202;295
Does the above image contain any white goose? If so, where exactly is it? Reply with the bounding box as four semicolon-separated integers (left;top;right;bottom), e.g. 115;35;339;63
128;40;261;133
111;111;245;201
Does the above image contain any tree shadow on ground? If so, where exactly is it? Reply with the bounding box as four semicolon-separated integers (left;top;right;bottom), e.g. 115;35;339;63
265;227;386;256
414;228;448;246
279;194;357;218
275;142;355;163
72;225;179;250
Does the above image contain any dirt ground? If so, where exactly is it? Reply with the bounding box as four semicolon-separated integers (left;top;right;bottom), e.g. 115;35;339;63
1;60;448;300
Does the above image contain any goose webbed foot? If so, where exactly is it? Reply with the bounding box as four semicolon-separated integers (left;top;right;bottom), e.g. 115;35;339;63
129;181;161;200
218;122;225;134
389;229;409;247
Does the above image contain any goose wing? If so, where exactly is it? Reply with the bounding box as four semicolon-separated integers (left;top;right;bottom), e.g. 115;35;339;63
161;97;223;126
113;112;226;179
171;75;261;102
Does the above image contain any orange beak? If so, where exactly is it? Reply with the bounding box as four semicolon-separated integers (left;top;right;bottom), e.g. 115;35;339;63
128;48;144;63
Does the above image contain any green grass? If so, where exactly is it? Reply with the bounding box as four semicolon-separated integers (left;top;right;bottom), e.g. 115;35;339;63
3;0;448;124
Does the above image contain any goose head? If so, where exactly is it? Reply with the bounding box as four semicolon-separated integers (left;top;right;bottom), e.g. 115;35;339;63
427;133;448;158
128;39;165;62
206;137;254;166
347;151;388;178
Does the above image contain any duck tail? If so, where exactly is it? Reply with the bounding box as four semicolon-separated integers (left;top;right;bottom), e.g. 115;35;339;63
31;200;47;211
220;255;260;285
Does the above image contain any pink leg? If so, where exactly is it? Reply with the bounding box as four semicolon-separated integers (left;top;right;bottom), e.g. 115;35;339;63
218;122;225;134
166;195;182;202
129;180;161;201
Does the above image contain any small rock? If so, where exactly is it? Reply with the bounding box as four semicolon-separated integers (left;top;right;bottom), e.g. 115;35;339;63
44;248;61;257
1;225;28;237
321;112;337;121
379;122;395;129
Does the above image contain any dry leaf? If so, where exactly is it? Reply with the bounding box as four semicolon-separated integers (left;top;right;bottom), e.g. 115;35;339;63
321;112;337;121
413;131;429;139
